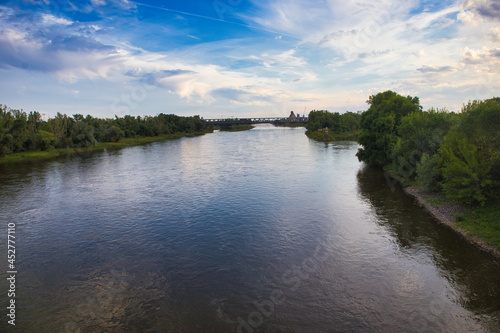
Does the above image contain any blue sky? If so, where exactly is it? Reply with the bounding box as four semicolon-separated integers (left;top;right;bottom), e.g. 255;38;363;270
0;0;499;119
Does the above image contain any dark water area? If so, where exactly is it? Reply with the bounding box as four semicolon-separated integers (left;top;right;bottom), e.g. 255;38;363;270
0;124;499;332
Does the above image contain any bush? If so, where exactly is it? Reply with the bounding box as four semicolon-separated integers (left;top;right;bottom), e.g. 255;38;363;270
392;109;455;179
36;130;55;150
453;212;465;222
416;153;441;192
439;99;500;205
103;126;124;142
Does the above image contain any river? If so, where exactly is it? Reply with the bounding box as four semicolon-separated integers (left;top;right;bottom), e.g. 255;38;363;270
0;124;499;332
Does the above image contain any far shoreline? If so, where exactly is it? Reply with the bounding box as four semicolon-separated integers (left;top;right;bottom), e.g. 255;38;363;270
305;130;361;142
0;131;208;165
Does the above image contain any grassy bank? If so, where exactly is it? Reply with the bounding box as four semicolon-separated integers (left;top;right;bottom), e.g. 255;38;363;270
458;202;500;252
306;130;361;141
0;131;207;165
385;164;500;255
403;185;500;256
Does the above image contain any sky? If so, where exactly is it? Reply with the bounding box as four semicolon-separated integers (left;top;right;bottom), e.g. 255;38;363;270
0;0;499;119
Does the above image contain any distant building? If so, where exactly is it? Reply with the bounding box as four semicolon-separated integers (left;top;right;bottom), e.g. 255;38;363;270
357;110;364;115
289;111;297;122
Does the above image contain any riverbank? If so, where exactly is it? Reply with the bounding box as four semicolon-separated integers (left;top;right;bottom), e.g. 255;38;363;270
306;130;361;141
219;124;255;132
0;131;208;164
273;122;306;128
403;186;500;259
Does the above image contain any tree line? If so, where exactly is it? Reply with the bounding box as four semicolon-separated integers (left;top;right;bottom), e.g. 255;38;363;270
357;90;500;206
306;110;362;133
0;105;205;157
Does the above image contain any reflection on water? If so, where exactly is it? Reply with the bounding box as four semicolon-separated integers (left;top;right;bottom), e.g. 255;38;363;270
0;125;499;332
357;166;500;329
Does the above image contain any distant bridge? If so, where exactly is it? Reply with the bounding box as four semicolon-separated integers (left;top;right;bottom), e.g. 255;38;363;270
201;117;308;126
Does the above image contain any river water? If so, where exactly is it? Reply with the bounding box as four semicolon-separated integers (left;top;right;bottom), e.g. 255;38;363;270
0;124;499;332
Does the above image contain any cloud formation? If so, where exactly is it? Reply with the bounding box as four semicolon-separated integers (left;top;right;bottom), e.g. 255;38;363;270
417;65;455;73
0;0;498;117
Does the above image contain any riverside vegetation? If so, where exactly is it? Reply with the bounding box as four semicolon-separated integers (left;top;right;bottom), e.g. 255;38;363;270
356;90;500;253
305;110;362;141
2;95;499;253
0;106;209;163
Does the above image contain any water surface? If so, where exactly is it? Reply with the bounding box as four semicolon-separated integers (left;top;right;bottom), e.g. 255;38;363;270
0;125;499;332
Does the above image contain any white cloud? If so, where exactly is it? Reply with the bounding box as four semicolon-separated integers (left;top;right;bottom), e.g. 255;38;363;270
457;9;480;25
41;13;73;26
1;0;499;118
91;0;107;7
489;27;500;42
417;65;456;73
461;47;500;68
462;0;500;21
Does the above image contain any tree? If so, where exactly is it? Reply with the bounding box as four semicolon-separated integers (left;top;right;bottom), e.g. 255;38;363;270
416;153;441;192
439;98;500;205
306;110;341;132
71;114;96;147
48;113;70;148
10;108;28;153
357;91;421;167
0;105;14;156
26;111;42;150
0;104;209;157
103;126;124;142
339;112;361;132
392;109;455;179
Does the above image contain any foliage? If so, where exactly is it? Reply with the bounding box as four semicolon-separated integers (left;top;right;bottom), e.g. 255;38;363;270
306;110;361;133
0;104;206;157
357;90;422;167
103;126;125;142
438;98;500;205
339;112;362;132
416;153;441;192
392;109;456;179
306;110;340;132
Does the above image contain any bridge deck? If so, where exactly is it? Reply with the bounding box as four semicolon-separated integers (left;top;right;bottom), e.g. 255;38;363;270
202;117;308;125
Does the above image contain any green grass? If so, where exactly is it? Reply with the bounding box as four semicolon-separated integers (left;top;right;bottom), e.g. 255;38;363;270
0;131;207;165
458;202;500;251
426;198;448;206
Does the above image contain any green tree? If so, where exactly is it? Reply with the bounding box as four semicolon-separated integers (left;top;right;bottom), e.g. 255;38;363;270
306;110;341;132
36;130;56;150
103;125;124;142
48;113;71;148
416;153;441;192
0;105;14;156
10;108;29;153
392;109;455;179
357;91;422;167
71;114;96;147
26;111;42;150
439;98;500;205
339;112;361;132
0;104;209;157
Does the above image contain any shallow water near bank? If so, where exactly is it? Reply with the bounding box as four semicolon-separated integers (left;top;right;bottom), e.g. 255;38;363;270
0;124;499;332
